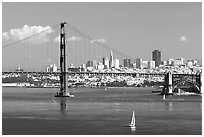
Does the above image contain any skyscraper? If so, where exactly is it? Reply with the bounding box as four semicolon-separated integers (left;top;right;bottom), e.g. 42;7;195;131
109;50;114;68
102;57;109;69
93;60;97;69
114;59;120;69
124;59;131;68
152;50;161;67
136;57;142;69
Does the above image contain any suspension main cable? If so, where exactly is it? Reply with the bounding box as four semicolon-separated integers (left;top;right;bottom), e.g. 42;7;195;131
65;22;135;60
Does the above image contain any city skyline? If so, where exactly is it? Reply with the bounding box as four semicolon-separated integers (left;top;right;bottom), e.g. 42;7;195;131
9;47;202;72
2;2;202;61
43;49;200;72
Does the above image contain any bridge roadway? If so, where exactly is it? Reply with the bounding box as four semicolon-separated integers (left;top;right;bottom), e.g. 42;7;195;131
3;71;165;77
2;71;200;77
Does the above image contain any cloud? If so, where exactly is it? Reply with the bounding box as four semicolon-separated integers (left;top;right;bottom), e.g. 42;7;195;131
2;32;10;40
180;36;187;42
2;25;54;44
68;36;82;42
54;36;82;43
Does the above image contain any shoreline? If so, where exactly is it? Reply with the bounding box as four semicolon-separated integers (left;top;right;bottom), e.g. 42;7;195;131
2;86;157;89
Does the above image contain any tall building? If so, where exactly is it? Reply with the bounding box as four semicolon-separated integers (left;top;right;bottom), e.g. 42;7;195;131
152;50;161;67
97;62;104;71
93;60;97;69
102;57;109;69
136;57;142;69
115;59;120;69
124;58;131;68
142;61;148;69
102;57;106;65
148;61;155;69
86;61;93;67
109;50;114;68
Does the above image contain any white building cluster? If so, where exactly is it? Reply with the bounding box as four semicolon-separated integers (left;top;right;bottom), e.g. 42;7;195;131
46;64;58;72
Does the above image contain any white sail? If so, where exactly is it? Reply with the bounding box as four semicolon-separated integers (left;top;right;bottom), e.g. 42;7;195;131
163;94;166;100
129;111;136;128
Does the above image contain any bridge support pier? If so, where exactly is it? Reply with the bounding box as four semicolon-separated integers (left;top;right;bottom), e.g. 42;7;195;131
162;72;173;95
196;73;202;93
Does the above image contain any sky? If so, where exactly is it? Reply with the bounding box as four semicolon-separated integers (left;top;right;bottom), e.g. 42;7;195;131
2;2;202;61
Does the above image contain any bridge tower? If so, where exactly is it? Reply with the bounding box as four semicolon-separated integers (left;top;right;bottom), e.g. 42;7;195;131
163;71;173;95
55;22;73;97
196;73;202;92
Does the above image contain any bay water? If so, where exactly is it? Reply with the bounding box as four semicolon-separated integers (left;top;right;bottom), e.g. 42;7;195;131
2;87;202;135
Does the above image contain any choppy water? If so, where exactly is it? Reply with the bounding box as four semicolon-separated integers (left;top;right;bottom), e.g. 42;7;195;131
2;87;202;135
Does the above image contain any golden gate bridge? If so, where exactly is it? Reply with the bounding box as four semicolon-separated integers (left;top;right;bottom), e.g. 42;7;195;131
2;22;201;97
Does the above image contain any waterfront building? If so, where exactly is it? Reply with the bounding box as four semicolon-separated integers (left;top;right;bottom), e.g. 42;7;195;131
15;65;24;72
53;64;58;72
186;60;193;67
46;64;58;72
162;61;167;66
86;67;94;71
69;64;75;68
152;50;161;67
192;59;199;66
81;63;86;69
68;67;80;72
81;64;87;72
174;58;184;66
136;57;142;69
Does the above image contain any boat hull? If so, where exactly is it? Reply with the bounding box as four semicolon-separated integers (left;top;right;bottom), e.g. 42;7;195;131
130;126;136;129
55;94;74;98
129;124;136;129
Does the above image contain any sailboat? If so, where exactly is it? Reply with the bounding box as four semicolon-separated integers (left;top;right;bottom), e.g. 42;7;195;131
129;110;136;129
163;94;166;100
